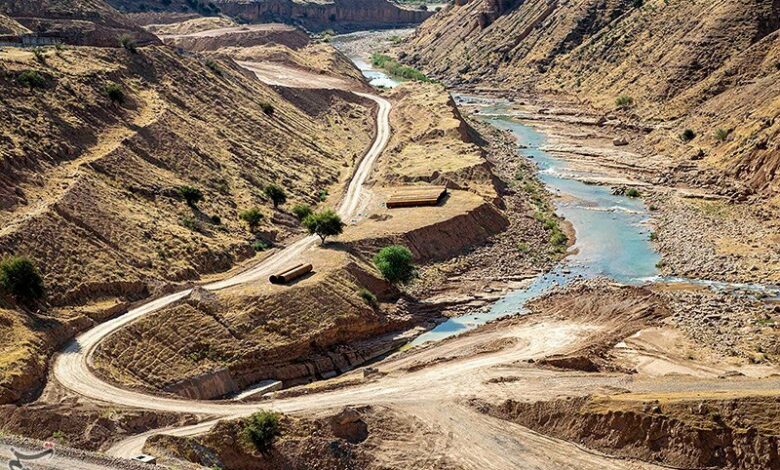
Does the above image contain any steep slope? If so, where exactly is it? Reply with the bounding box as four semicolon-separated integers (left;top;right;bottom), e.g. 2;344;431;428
0;12;29;35
0;0;159;46
0;42;374;402
407;0;780;193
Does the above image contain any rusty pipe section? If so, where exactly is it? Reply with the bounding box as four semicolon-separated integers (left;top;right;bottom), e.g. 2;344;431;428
269;263;314;284
386;186;448;208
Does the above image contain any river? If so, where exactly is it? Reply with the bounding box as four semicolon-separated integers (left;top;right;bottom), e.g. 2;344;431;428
331;32;779;346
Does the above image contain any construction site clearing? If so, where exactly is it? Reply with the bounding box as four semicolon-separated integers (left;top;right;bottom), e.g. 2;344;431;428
386;185;448;208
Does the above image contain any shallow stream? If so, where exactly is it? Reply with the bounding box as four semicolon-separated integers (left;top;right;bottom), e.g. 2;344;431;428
333;34;779;347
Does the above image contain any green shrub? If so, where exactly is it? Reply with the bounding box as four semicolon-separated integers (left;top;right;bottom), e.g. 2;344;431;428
105;82;125;105
239;207;264;232
625;187;641;198
242;411;280;454
317;189;329;202
302;209;344;244
649;231;658;241
549;230;568;248
615;95;634;109
358;288;378;308
264;184;287;208
17;70;47;89
178;185;203;207
373;245;415;284
680;128;696;142
0;256;44;302
260;102;274;116
516;242;530;254
210;215;221;225
180;216;200;231
32;48;46;65
714;128;729;142
205;59;222;76
370;53;430;82
118;34;137;53
251;240;269;252
291;204;313;221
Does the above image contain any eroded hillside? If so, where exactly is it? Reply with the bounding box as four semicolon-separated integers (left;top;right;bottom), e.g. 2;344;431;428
0;40;373;402
406;0;780;194
0;0;158;45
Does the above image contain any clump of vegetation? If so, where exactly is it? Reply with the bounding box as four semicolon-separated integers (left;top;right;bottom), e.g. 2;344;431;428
32;48;47;65
534;211;568;252
373;245;415;284
680;128;696;142
317;189;329;202
516;242;530;254
105;82;125;105
239;207;264;232
251;240;270;252
714;128;729;142
51;431;67;445
358;288;378;308
371;53;431;82
118;34;137;53
291;203;313;221
615;95;634;109
260;101;274;116
302;209;344;244
17;70;47;89
205;59;222;76
549;230;568;248
242;411;280;454
626;187;641;198
649;231;658;241
180;216;201;232
178;185;204;207
210;215;221;225
264;184;287;208
0;256;45;303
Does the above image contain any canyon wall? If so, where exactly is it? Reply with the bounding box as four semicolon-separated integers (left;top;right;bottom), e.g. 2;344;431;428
406;0;780;194
217;0;434;32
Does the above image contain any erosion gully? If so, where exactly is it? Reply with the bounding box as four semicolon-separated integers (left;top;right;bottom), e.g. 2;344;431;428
332;32;780;348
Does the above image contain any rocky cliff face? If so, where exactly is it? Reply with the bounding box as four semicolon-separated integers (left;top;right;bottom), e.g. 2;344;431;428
0;0;159;46
217;0;434;32
407;0;780;194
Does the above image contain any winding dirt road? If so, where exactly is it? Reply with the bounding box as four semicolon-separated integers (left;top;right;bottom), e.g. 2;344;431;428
50;86;391;441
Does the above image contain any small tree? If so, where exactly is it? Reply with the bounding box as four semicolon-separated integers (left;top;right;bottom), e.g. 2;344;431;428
0;256;44;302
178;185;203;207
714;128;729;142
302;209;344;244
291;204;313;221
373;245;415;284
242;411;280;454
680;128;696;142
260;102;274;116
105;82;125;105
239;207;264;232
118;34;137;53
264;184;287;208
